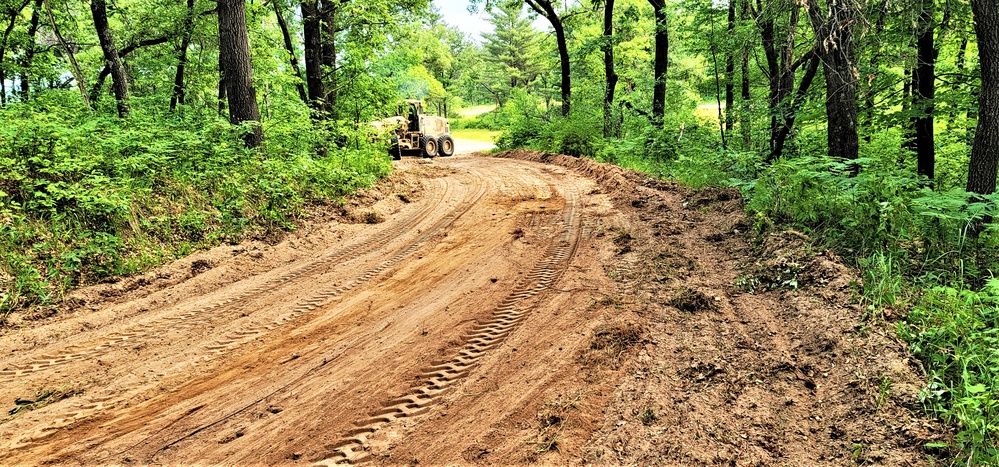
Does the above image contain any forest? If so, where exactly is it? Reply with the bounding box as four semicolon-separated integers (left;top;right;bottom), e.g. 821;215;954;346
0;0;998;462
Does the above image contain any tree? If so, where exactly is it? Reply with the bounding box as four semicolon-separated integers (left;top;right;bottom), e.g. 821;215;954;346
218;0;262;147
273;1;308;105
750;0;820;162
966;0;999;197
0;0;31;106
481;3;543;104
725;0;735;133
602;0;619;136
17;0;42;100
649;0;668;124
806;0;860;166
912;0;937;182
170;0;197;111
525;0;572;116
302;0;325;116
91;0;131;117
42;0;90;109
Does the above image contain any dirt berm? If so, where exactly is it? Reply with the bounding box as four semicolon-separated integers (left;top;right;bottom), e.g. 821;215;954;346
0;150;945;465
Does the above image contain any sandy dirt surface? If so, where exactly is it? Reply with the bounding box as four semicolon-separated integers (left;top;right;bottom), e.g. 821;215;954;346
1;150;944;465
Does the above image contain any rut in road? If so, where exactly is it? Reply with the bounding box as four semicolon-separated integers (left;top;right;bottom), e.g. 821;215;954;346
0;173;489;453
0;157;597;465
316;184;583;465
0;178;453;380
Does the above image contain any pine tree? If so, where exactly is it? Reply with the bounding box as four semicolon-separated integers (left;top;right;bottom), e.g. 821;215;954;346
480;3;543;104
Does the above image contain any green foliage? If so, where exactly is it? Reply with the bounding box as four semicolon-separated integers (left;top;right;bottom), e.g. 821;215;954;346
0;95;390;319
900;282;999;464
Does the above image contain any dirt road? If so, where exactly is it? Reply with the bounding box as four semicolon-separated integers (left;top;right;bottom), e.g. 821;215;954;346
1;151;941;465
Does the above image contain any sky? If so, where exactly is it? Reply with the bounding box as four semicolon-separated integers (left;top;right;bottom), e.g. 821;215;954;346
432;0;550;41
434;1;493;38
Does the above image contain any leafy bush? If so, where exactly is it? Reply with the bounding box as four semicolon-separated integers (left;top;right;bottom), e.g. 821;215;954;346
0;94;391;319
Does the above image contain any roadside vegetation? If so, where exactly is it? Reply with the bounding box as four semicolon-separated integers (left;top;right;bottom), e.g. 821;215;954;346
1;0;998;463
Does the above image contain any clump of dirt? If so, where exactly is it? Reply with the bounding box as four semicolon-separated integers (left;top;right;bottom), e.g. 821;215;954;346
349;210;384;224
190;259;214;276
580;324;644;369
668;288;717;313
611;231;633;255
741;230;854;294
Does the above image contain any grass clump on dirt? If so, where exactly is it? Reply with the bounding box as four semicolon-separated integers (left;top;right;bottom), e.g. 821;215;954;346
7;385;82;417
527;393;581;459
0;96;391;322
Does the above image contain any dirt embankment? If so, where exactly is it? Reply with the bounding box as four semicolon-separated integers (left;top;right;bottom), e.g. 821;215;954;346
0;150;942;465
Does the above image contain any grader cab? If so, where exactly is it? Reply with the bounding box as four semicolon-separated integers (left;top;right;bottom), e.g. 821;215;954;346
387;100;454;160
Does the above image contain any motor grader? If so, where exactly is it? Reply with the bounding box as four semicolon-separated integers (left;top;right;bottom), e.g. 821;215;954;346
379;100;454;160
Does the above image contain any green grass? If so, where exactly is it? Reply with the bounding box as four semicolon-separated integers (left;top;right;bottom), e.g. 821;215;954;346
451;128;502;143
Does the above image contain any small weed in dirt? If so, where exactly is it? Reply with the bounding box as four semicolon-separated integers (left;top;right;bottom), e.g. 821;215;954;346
527;394;580;458
876;375;893;411
360;211;383;224
668;288;716;312
511;228;525;240
8;385;82;417
638;407;657;426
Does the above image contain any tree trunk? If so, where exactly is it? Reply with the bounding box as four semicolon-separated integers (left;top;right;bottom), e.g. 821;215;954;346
740;0;751;148
170;0;196;111
807;0;860;167
650;0;668;125
302;0;326;118
90;36;169;104
967;0;999;197
709;8;727;148
755;1;813;162
91;0;130;118
218;0;262;147
274;2;308;105
913;0;936;182
862;0;888;144
756;7;780;156
770;55;820;163
603;0;618;137
218;55;226;116
0;1;28;106
320;0;339;120
43;0;90;109
19;0;42;100
527;0;571;117
725;0;735;132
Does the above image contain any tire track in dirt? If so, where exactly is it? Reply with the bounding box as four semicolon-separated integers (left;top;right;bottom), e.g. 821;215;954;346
0;181;452;381
0;174;494;452
313;182;583;465
1;156;586;464
199;175;491;356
